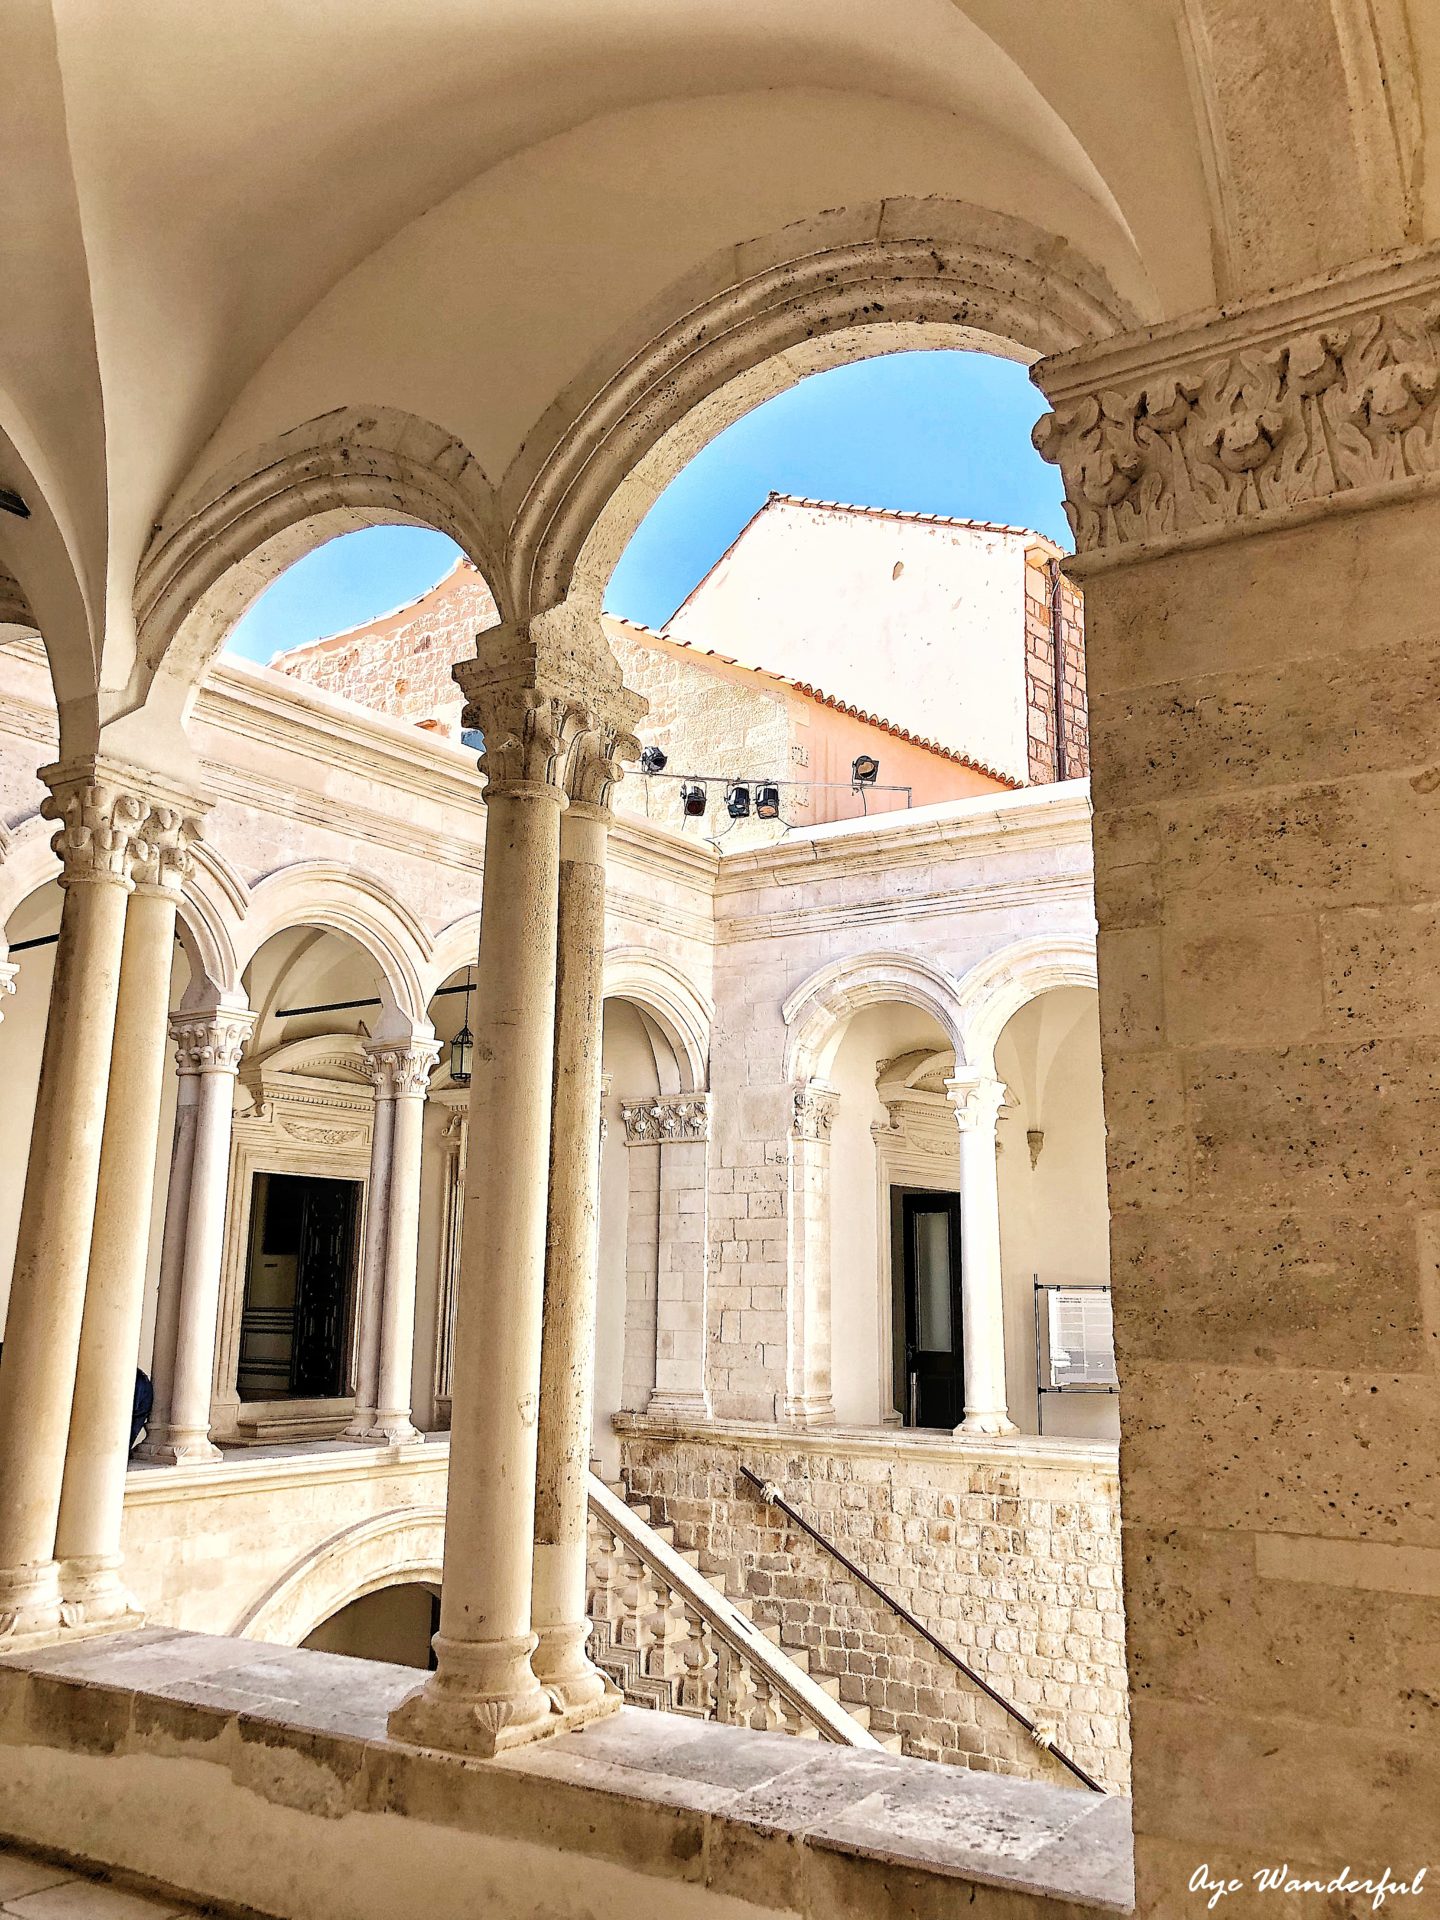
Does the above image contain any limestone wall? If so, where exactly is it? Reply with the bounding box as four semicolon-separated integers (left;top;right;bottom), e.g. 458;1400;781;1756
617;1424;1128;1791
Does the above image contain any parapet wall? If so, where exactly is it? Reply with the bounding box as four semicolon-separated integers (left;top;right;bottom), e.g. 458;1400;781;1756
616;1422;1128;1793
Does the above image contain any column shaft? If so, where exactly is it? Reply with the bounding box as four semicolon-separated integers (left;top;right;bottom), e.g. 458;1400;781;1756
371;1043;437;1445
55;878;182;1620
948;1073;1016;1436
343;1086;395;1439
143;1077;201;1446
146;1012;251;1464
532;803;611;1709
389;782;563;1754
0;864;131;1636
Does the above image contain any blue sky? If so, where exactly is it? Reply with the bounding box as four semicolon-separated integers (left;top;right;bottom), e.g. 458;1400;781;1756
223;351;1067;662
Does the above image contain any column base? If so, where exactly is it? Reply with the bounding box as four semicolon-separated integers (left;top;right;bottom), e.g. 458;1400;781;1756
56;1556;145;1633
644;1390;711;1426
134;1425;222;1466
340;1412;377;1442
0;1561;64;1648
387;1631;557;1758
368;1414;423;1448
780;1393;836;1429
955;1411;1019;1437
532;1619;618;1714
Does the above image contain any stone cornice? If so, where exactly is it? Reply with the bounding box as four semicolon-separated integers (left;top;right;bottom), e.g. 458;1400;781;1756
611;1412;1119;1481
1034;242;1440;571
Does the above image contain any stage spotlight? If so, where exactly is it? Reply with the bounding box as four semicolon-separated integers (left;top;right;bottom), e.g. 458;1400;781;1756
726;785;752;819
756;784;781;820
680;782;707;817
852;754;880;787
639;745;668;774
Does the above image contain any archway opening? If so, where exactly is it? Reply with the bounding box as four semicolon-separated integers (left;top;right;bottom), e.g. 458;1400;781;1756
301;1580;440;1669
992;984;1113;1440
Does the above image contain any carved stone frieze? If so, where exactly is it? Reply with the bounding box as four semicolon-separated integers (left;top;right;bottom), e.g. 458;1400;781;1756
170;1008;256;1075
1033;247;1440;564
791;1085;839;1142
620;1094;709;1145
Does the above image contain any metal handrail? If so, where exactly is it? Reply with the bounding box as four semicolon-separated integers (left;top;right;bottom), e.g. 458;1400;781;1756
738;1464;1106;1793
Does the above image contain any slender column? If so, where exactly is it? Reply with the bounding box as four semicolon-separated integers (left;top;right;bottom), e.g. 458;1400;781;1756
370;1037;440;1446
143;1006;254;1464
342;1064;396;1440
0;767;148;1643
947;1071;1016;1436
55;806;201;1622
532;726;635;1713
783;1082;840;1426
143;1074;202;1447
390;625;613;1758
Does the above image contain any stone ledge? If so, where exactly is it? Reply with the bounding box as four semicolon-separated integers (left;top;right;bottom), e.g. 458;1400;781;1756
613;1413;1120;1479
0;1628;1132;1920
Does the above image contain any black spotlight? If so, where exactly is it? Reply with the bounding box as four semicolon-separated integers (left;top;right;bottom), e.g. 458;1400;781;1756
726;784;752;820
852;753;880;787
639;745;668;774
756;784;781;820
680;782;707;817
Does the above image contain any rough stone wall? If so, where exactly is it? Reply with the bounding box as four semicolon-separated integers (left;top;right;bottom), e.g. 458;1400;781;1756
1088;494;1440;1897
270;562;499;735
1023;549;1089;785
618;1431;1128;1792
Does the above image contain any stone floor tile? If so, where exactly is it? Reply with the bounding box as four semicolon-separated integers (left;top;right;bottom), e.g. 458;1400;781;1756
0;1855;71;1902
3;1876;189;1918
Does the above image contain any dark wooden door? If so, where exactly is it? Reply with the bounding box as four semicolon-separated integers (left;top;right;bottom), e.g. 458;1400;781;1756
899;1191;964;1429
290;1179;360;1398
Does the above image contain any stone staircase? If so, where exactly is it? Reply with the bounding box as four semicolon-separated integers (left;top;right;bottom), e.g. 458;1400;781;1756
588;1473;903;1753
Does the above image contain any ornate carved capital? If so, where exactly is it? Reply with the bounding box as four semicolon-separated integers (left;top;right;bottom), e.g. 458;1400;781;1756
170;1007;255;1076
39;761;209;888
791;1084;839;1142
620;1094;709;1145
1033;246;1440;568
130;804;205;892
364;1038;441;1099
946;1072;1008;1135
453;612;647;802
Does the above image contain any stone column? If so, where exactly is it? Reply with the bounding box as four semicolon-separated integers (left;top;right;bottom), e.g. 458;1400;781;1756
144;1074;202;1448
621;1096;712;1419
946;1070;1016;1436
370;1037;440;1446
783;1082;839;1426
1031;254;1440;1900
55;804;202;1623
342;1058;397;1440
0;767;149;1643
390;614;640;1758
532;715;638;1714
142;1005;254;1464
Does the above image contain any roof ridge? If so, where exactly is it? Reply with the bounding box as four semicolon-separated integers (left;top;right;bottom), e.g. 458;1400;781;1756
763;490;1051;541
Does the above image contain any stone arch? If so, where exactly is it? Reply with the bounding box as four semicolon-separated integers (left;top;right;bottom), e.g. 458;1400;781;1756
231;1506;445;1646
782;949;965;1085
239;862;433;1027
423;912;484;1009
602;945;712;1094
953;933;1099;1078
0;813;60;932
502;198;1139;620
173;843;249;1000
134;405;506;727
